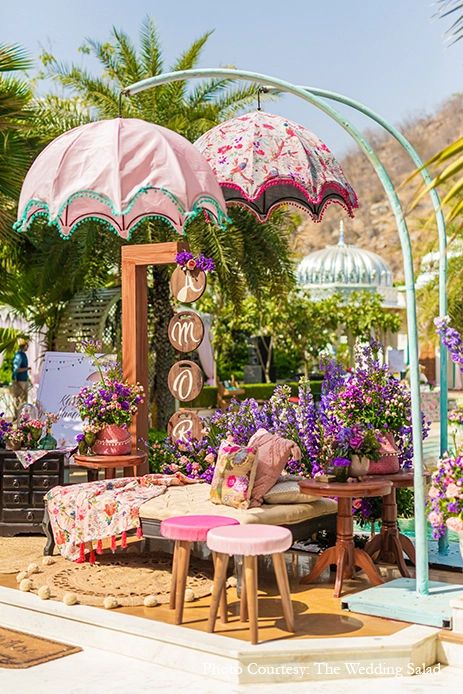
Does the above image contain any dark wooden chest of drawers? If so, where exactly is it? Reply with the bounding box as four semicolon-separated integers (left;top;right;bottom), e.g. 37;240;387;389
0;450;65;536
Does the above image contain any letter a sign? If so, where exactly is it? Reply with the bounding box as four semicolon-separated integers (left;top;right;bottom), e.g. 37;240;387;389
170;266;207;303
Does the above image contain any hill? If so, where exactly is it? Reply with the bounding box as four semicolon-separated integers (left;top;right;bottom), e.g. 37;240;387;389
293;94;463;279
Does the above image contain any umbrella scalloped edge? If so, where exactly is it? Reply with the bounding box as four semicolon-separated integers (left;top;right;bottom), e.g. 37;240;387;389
13;187;230;240
220;177;358;223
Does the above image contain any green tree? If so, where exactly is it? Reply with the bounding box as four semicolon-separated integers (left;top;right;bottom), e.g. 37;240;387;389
0;43;34;243
203;287;400;381
409;2;463;221
19;18;294;428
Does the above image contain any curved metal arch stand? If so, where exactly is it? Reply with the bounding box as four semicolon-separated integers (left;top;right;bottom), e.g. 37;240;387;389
300;86;448;454
123;67;448;598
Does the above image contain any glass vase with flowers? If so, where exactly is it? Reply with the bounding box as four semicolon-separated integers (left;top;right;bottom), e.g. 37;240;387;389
3;412;57;450
327;424;382;482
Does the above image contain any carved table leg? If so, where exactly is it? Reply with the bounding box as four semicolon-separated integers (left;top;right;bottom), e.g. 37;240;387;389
365;487;411;578
301;495;384;597
42;506;55;556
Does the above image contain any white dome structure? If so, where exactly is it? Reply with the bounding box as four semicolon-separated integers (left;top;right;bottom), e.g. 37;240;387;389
297;222;401;309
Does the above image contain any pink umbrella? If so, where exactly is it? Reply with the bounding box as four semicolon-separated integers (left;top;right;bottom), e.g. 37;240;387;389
15;118;227;239
195;110;358;222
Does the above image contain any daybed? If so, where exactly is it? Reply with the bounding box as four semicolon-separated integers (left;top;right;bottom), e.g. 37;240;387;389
42;482;337;555
139;482;337;544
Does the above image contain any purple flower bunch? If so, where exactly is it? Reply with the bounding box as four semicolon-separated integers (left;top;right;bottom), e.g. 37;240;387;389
0;412;13;447
3;412;57;450
149;380;319;480
75;342;144;430
428;455;463;538
175;251;215;273
435;316;463;374
331;424;381;462
321;342;429;468
74;379;144;428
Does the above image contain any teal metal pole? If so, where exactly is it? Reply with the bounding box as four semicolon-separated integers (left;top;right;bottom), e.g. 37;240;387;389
297;87;448;557
297;87;448;457
124;68;429;594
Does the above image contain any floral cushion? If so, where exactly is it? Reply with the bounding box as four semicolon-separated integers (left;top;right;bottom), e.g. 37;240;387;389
209;441;258;509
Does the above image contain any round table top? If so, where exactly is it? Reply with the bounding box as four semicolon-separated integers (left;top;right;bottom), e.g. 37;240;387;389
363;469;430;488
74;450;147;469
299;477;392;498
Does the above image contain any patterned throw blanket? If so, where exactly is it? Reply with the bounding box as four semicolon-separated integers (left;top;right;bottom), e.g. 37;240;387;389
46;473;200;561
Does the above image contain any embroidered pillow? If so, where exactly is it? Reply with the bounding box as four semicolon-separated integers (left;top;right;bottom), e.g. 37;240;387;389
247;428;302;508
209;441;258;509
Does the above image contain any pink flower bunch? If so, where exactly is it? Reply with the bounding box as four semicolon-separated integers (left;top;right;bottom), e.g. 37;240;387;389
427;455;463;538
4;412;57;450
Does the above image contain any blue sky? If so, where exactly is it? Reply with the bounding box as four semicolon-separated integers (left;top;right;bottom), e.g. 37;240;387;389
2;0;461;155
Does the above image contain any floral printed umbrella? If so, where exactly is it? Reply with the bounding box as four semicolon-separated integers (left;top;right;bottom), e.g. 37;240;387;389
15;118;227;239
195;110;358;222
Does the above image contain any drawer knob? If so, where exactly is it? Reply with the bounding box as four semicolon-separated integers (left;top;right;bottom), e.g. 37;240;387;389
14;462;21;470
12;479;20;488
42;479;49;488
26;511;34;521
14;494;21;504
42;462;49;470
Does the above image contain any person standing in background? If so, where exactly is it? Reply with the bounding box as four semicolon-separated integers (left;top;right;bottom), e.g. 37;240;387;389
11;338;30;418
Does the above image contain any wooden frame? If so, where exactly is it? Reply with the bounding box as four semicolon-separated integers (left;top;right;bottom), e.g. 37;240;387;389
121;241;188;474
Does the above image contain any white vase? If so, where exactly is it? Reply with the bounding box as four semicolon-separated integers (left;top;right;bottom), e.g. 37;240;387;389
349;454;370;477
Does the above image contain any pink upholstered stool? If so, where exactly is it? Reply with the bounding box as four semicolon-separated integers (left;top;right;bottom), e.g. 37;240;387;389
206;524;295;644
160;515;239;625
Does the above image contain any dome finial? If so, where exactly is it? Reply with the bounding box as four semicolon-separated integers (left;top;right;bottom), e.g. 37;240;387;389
338;220;346;246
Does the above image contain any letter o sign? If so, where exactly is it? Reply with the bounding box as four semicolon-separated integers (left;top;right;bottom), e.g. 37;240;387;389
167;361;204;402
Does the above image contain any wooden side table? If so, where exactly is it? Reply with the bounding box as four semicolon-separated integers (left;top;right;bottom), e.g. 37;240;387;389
363;471;428;577
298;478;392;598
74;450;147;481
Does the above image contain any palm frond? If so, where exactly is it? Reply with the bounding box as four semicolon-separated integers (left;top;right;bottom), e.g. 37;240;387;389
0;44;32;73
139;16;163;76
112;28;143;85
435;0;463;44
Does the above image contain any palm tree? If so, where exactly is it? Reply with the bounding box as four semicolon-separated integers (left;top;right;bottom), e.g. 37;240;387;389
32;18;295;428
409;1;463;221
0;43;33;242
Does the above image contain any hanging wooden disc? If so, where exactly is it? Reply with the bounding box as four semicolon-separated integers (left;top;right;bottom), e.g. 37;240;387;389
167;360;204;402
170;266;207;303
168;311;204;353
168;409;203;443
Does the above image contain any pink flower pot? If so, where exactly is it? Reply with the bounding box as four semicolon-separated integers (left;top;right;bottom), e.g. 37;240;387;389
91;425;132;456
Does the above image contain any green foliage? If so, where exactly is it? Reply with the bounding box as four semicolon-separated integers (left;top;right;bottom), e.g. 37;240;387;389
200;286;401;381
184;381;323;408
417;226;463;340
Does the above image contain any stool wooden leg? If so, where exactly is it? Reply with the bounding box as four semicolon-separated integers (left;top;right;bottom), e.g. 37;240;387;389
174;540;191;625
212;551;228;623
240;565;248;622
272;553;295;633
207;553;229;633
169;541;178;610
244;555;258;645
